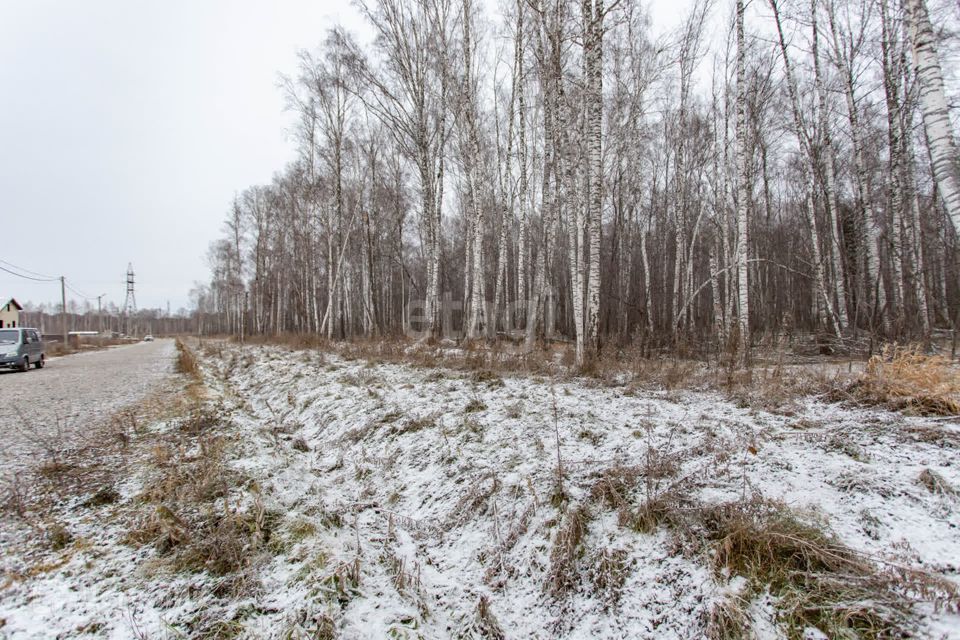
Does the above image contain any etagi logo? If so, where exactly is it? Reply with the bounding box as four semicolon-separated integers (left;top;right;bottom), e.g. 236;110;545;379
404;288;558;340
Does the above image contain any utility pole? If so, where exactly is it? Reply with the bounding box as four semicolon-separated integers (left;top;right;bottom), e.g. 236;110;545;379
60;276;67;347
97;294;106;335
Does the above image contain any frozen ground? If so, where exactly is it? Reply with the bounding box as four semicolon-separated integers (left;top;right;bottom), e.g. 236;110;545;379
0;342;958;639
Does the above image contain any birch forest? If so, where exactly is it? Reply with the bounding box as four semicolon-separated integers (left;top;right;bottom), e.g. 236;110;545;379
197;0;960;365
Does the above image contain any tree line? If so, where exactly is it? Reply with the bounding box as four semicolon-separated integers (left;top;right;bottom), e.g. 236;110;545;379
197;0;960;365
17;303;194;339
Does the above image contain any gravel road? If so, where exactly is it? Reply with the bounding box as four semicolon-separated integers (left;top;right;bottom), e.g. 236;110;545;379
0;339;176;475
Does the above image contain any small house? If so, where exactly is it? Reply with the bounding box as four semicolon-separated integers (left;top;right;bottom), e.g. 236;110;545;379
0;297;23;328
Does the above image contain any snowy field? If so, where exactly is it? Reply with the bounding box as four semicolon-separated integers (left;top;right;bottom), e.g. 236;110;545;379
1;342;958;639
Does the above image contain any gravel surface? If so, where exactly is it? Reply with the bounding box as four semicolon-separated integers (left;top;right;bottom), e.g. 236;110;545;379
0;339;176;474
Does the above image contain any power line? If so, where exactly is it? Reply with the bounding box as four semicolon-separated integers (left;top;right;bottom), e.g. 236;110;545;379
0;264;60;283
3;260;113;306
0;259;58;281
64;280;98;300
0;259;106;299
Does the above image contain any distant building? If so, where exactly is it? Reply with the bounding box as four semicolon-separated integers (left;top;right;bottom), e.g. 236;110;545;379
0;297;23;328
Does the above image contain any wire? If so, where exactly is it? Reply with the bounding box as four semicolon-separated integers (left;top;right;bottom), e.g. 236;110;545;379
64;280;99;301
0;259;107;302
0;259;58;281
0;264;60;283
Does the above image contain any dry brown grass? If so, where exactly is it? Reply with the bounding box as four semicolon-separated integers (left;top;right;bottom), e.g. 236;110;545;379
588;464;644;511
180;404;226;436
587;547;629;606
138;436;233;505
471;595;506;639
234;332;330;351
919;468;958;497
175;338;201;379
234;334;565;377
576;460;958;639
230;335;855;414
45;341;75;357
44;336;133;357
843;345;960;416
545;504;590;596
0;475;28;518
172;500;281;577
699;498;959;639
129;398;276;591
703;592;750;640
129;501;280;590
125;363;272;587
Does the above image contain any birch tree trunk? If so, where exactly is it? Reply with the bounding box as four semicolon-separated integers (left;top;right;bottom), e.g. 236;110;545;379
826;4;889;332
525;0;560;352
882;0;910;329
770;0;841;337
903;107;933;333
490;0;524;339
583;0;603;362
463;0;487;340
735;0;750;364
905;0;960;236
811;0;848;331
516;57;529;332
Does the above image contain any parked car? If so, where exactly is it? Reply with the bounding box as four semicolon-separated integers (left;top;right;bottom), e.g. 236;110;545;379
143;335;154;342
0;327;46;371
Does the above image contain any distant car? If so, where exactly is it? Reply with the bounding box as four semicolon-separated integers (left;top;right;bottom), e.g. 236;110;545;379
0;327;46;371
143;335;154;342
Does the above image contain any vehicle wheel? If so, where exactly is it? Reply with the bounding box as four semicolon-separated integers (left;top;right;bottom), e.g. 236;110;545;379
19;357;29;372
34;355;45;369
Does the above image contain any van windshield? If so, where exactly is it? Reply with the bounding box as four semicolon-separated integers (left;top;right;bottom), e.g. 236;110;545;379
0;329;19;344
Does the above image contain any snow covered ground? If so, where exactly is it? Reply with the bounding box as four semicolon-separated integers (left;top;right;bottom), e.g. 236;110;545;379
1;342;958;639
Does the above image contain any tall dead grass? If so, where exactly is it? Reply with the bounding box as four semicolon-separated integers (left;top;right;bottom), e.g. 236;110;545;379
545;504;590;596
175;338;200;379
843;345;960;415
700;498;959;639
228;334;849;408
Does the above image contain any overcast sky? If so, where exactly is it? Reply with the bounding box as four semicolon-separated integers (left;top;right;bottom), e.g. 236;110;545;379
0;0;372;312
0;0;694;313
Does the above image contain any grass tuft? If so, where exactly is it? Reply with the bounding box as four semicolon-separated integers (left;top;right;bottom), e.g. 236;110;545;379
703;592;750;640
843;345;960;416
47;523;73;550
702;498;920;639
918;468;957;497
176;338;201;379
545;504;590;596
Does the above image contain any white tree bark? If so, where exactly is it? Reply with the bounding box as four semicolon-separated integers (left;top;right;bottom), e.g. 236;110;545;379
811;0;848;331
735;0;750;363
905;0;960;237
771;0;842;337
826;4;889;331
583;0;603;361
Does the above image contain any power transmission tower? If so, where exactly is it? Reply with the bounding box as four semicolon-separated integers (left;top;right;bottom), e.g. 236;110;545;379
122;263;137;336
